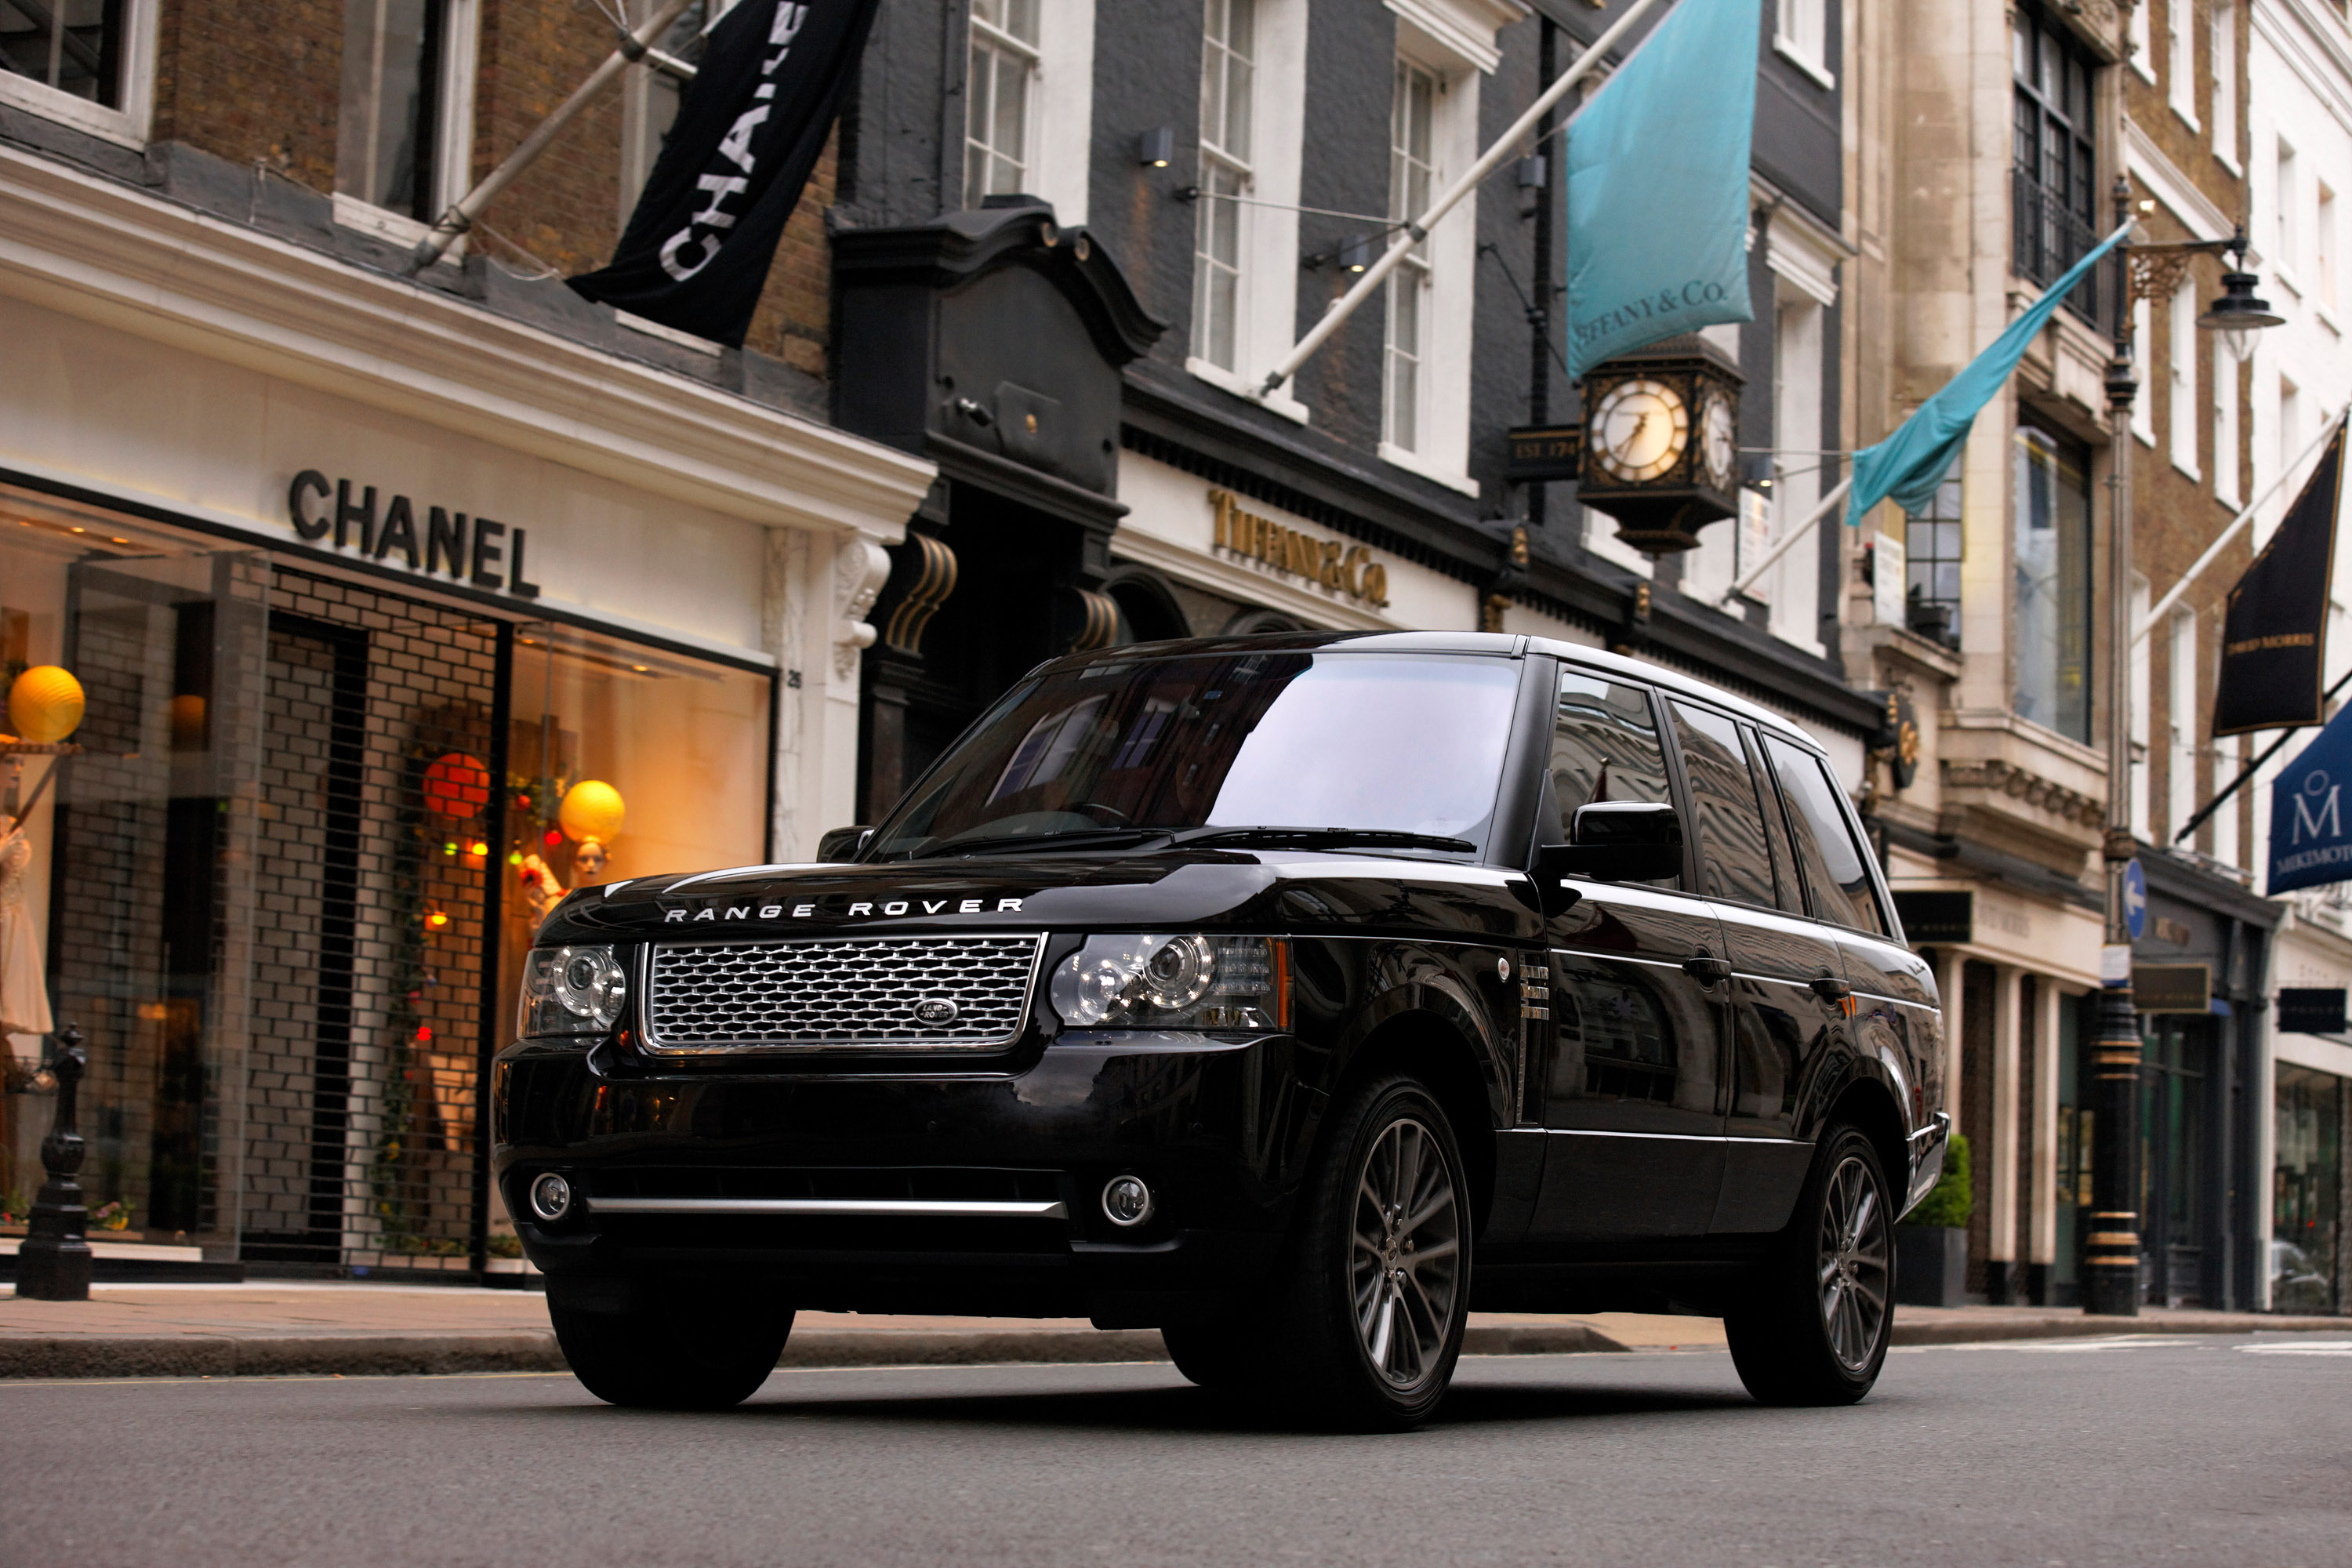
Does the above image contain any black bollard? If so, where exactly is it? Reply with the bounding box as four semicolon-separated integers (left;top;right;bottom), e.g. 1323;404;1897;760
16;1025;91;1301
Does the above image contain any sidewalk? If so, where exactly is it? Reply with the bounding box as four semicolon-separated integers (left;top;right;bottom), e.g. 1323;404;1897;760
2;1283;2345;1379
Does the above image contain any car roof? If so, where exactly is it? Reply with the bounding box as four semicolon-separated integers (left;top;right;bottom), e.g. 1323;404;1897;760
1038;630;1824;753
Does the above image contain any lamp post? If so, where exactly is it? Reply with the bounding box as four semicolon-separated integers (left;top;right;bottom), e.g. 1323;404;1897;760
2088;184;2283;1318
16;1024;90;1301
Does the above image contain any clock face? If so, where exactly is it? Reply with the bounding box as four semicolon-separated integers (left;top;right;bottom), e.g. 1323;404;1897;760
1590;379;1690;484
1700;390;1737;490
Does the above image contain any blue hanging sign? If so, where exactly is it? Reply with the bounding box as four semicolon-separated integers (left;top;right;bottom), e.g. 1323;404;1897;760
2269;704;2352;895
1560;0;1760;380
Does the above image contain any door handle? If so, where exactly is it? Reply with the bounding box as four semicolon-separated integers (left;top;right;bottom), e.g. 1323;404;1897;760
1810;973;1853;1001
1682;953;1732;985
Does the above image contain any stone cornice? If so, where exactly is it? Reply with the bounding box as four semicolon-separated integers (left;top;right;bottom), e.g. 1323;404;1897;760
0;143;935;541
1940;756;2107;829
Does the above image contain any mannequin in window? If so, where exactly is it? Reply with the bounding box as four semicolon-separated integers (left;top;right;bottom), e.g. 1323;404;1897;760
519;836;613;931
0;811;53;1055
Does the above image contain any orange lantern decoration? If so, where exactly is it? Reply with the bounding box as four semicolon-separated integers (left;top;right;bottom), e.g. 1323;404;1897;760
422;753;491;819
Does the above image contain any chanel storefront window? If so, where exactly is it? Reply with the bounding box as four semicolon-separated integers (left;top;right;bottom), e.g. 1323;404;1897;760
0;487;771;1273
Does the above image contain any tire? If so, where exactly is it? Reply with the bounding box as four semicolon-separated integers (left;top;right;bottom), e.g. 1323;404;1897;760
1258;1073;1472;1431
1161;1318;1261;1391
1726;1125;1894;1406
550;1291;793;1410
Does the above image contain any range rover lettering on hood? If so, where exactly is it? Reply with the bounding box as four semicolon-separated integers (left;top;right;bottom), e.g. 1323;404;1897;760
661;896;1026;924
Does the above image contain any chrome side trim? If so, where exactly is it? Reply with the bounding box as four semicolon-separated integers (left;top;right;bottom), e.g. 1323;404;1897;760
583;1196;1069;1218
1541;1129;1810;1145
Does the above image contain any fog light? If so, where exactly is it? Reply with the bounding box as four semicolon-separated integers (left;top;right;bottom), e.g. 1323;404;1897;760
528;1171;573;1223
1102;1174;1153;1228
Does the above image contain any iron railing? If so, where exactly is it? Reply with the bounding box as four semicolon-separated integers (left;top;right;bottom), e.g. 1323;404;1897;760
2011;165;2112;334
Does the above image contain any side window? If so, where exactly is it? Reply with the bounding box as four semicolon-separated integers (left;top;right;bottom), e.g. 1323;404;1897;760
1764;735;1889;936
1743;722;1806;916
1669;701;1779;910
1549;670;1676;887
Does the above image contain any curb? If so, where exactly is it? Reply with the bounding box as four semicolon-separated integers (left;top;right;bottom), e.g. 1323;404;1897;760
0;1334;566;1380
2;1312;2341;1380
1891;1312;2352;1346
0;1323;1629;1380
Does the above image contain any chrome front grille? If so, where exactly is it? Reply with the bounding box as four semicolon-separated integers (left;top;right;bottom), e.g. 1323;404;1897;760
642;935;1047;1051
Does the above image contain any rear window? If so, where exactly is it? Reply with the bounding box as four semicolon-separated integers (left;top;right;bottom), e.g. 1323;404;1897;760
1763;735;1887;936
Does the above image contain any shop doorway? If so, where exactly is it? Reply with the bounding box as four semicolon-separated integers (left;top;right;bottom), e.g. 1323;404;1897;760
2141;1015;2216;1307
238;575;506;1269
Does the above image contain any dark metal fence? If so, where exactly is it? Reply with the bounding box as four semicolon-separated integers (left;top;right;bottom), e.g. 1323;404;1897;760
2010;165;2113;336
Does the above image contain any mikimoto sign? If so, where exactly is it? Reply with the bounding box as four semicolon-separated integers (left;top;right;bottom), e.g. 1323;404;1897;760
2270;702;2352;895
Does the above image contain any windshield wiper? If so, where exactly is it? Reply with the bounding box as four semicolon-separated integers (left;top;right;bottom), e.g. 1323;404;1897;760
906;827;1172;860
1167;826;1478;855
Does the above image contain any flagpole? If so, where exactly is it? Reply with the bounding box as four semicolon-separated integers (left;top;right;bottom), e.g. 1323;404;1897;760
2173;666;2352;847
2132;404;2349;648
408;0;700;274
1253;0;1667;397
1719;476;1851;606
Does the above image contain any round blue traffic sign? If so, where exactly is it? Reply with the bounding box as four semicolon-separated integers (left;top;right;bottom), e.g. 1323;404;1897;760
2122;858;2147;942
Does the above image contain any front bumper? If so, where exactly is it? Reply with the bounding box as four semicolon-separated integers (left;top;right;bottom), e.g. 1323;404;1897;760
493;1029;1316;1325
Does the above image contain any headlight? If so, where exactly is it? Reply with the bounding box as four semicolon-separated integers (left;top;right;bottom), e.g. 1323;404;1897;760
1048;934;1290;1031
519;944;629;1036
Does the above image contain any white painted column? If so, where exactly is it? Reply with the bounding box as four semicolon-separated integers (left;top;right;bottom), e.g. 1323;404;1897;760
1988;964;2024;1268
2031;977;2063;1269
763;526;802;861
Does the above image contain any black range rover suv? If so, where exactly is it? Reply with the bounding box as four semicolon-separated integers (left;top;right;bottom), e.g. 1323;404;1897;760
497;631;1947;1428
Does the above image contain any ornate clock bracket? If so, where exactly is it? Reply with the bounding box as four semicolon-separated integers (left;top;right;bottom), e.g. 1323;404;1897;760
1507;334;1749;557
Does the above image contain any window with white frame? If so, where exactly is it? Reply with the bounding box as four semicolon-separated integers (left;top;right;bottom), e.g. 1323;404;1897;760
2169;609;2197;840
966;0;1038;201
2210;2;2236;167
2277;138;2300;284
1193;0;1255;372
620;0;739;219
2130;574;2152;836
1384;56;1437;454
337;0;452;221
2166;0;2196;127
0;0;126;106
2280;373;2303;477
2213;731;2240;866
1771;289;1827;654
1773;0;1831;85
2214;341;2240;504
2169;276;2199;478
2132;296;2155;444
2129;0;2154;81
2320;183;2339;315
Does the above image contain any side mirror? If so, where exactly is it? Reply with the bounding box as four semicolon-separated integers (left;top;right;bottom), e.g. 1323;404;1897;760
1533;802;1685;886
816;825;873;862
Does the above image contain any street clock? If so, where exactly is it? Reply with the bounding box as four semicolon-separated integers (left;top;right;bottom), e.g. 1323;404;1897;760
1575;336;1746;554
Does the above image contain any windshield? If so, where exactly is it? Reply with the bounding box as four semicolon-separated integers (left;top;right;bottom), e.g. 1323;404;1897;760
866;651;1524;861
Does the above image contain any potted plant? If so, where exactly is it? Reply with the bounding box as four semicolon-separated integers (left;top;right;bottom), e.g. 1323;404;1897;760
1896;1133;1971;1308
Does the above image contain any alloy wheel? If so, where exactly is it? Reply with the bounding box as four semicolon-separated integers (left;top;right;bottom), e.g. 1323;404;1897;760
1816;1152;1889;1372
1348;1115;1462;1391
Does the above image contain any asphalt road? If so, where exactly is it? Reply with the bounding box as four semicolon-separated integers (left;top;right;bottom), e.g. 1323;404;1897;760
5;1332;2347;1567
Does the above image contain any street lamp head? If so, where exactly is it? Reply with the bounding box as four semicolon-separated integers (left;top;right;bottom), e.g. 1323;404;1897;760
2199;270;2284;361
2198;224;2285;360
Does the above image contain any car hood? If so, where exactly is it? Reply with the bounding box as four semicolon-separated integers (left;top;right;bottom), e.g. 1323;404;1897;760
535;851;1537;945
